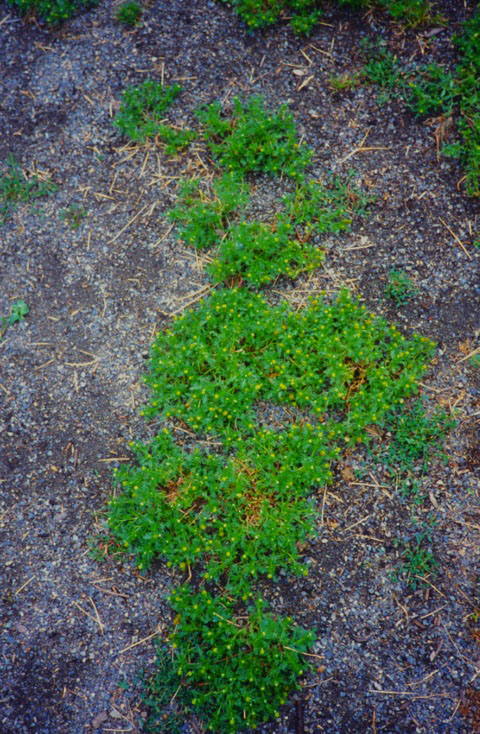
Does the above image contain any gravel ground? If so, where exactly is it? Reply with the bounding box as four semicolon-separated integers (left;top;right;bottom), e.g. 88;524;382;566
1;1;480;732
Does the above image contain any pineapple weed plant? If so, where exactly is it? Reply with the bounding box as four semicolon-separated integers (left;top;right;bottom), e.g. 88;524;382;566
103;86;453;732
361;5;480;197
217;0;439;34
2;0;442;27
0;154;57;225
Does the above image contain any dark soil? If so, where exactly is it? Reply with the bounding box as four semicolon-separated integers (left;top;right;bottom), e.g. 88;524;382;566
0;1;479;733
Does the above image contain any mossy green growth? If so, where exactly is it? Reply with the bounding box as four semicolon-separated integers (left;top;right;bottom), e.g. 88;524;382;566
108;288;435;585
168;172;248;250
216;0;434;33
208;216;325;286
5;0;98;22
143;288;434;440
114;80;196;151
0;154;57;225
362;7;480;195
115;0;142;26
197;95;312;178
169;587;315;733
169;169;370;286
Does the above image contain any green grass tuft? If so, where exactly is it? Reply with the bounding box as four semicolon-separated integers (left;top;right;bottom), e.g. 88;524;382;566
0;154;57;225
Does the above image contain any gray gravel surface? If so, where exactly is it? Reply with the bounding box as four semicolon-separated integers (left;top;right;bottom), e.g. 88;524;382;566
1;1;479;732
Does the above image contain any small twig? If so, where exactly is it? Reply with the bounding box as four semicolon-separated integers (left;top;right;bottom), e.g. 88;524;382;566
212;612;242;628
414;575;445;597
457;345;480;363
117;627;162;655
405;669;439;688
92;585;129;599
151;223;174;249
320;487;327;527
168;286;214;316
72;600;101;629
343;243;376;251
169;683;182;706
439;217;472;260
15;575;36;596
283;646;325;660
88;596;105;633
369;688;451;699
64;359;98;368
34;358;55;371
344;514;370;533
108;203;149;244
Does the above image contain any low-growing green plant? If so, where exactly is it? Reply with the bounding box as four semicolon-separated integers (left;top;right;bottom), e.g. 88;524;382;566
168;172;248;250
143;288;435;442
363;7;480;195
216;0;436;33
168;587;315;732
169;171;370;286
60;203;87;230
377;0;434;26
0;299;29;341
142;646;190;734
329;72;362;92
1;154;57;224
384;268;418;306
395;515;438;588
283;176;372;235
115;0;142;26
109;427;325;593
157;126;197;155
208;215;324;285
114;80;185;143
444;113;480;197
361;41;407;103
5;0;98;22
216;0;322;33
105;86;448;730
380;398;453;475
397;477;425;506
197;96;312;178
108;288;436;592
406;64;458;118
373;398;453;586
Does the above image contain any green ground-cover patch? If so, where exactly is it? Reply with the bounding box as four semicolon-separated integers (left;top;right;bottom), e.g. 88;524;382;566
207;216;325;285
109;288;435;586
0;154;57;225
105;89;446;730
365;397;454;586
362;7;480;196
197;96;312;178
384;268;419;306
115;0;142;26
168;172;249;250
166;93;373;285
114;79;197;152
4;0;98;22
0;299;29;341
216;0;436;33
107;285;437;727
169;588;315;732
143;288;434;443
